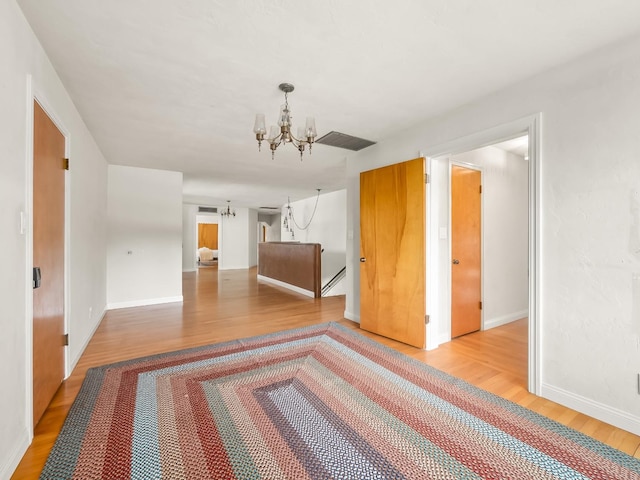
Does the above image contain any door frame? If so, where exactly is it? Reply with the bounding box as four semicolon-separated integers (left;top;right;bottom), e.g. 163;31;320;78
421;113;541;394
25;75;71;435
449;161;484;336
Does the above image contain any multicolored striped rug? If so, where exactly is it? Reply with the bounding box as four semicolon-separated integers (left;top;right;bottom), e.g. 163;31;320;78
42;323;640;479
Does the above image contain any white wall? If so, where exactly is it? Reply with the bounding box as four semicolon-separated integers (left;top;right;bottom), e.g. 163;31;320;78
0;1;108;476
258;213;282;242
282;190;347;295
248;209;258;267
346;34;640;435
182;204;198;271
197;213;219;226
432;146;528;343
219;207;259;270
107;166;183;308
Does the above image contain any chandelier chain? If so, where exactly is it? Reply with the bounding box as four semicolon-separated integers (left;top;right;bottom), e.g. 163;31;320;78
289;189;320;231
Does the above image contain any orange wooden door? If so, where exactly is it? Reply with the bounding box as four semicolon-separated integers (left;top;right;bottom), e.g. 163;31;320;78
198;223;218;249
360;158;425;348
33;101;66;426
451;164;482;338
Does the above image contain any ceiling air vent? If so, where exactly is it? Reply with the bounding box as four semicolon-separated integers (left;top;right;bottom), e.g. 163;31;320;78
315;131;376;151
198;206;217;213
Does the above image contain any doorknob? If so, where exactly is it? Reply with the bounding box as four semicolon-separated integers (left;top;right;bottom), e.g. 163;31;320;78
452;259;460;265
360;257;366;263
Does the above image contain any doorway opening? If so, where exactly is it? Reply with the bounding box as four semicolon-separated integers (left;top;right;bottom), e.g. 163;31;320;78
196;213;219;268
424;114;540;393
451;136;529;340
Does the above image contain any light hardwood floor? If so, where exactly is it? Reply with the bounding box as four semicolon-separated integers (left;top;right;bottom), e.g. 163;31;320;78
12;266;640;478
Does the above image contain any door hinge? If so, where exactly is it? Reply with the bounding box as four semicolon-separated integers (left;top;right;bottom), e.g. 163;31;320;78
63;333;69;346
64;158;70;170
479;301;483;310
425;314;430;324
425;173;430;184
479;184;482;194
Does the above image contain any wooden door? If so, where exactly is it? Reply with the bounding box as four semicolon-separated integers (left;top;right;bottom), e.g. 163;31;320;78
198;223;218;249
451;164;482;338
33;101;66;426
360;158;425;348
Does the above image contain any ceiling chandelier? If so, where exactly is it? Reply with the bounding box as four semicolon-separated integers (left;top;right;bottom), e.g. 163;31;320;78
253;83;317;160
220;200;235;217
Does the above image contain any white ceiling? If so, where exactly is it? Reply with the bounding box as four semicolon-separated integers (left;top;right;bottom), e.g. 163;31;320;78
493;136;528;159
17;1;640;210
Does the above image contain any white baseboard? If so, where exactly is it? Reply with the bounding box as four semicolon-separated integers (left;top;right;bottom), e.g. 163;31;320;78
107;295;183;310
541;383;640;436
257;275;314;298
66;307;106;378
344;310;360;323
182;268;197;272
1;432;30;480
484;309;528;330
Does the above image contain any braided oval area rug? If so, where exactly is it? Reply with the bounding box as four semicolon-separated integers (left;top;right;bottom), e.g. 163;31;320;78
41;322;640;479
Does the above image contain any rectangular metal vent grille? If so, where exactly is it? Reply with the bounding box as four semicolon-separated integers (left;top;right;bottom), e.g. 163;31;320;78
198;206;217;213
315;131;376;151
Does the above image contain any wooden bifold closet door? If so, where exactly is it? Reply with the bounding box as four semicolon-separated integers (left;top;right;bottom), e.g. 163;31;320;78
360;157;426;348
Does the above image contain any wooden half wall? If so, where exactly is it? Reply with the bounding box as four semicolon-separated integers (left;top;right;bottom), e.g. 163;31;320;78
258;242;321;298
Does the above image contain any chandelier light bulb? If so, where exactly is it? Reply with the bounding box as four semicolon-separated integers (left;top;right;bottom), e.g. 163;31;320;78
267;126;279;143
305;117;317;139
253;114;266;135
253;114;267;151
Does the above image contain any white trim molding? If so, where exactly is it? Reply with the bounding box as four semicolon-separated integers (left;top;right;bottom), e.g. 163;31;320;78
541;383;640;437
107;296;183;310
257;275;314;298
68;308;106;374
0;435;30;480
344;310;360;323
484;309;528;330
421;113;542;395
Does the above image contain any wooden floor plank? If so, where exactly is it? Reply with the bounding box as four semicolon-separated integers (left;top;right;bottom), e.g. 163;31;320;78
12;266;640;477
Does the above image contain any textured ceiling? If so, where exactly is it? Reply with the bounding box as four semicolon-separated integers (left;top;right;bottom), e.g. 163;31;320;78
16;0;640;209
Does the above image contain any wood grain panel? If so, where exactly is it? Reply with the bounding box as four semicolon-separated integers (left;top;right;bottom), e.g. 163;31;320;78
451;165;482;338
32;101;65;427
258;242;321;297
360;157;425;348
